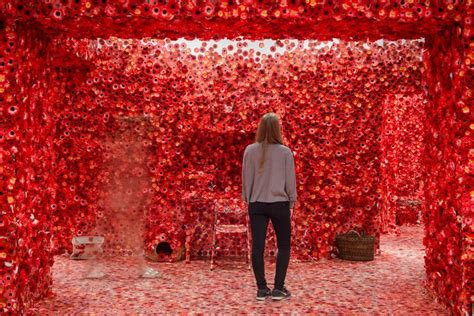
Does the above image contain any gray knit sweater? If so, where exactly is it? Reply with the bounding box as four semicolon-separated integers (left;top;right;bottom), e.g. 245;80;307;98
241;142;297;208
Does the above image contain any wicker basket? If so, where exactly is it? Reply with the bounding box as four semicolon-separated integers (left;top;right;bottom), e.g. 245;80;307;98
335;230;375;261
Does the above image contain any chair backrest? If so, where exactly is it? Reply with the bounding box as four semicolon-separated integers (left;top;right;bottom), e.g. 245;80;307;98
213;198;247;226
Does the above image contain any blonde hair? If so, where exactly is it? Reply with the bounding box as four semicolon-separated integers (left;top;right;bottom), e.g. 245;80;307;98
255;113;284;172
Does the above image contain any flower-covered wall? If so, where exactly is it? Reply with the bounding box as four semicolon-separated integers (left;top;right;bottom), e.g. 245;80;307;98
48;38;424;262
380;93;427;232
1;1;473;315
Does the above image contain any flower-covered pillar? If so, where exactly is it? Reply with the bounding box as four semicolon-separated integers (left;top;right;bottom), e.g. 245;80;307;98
422;20;473;315
1;18;22;313
1;20;59;313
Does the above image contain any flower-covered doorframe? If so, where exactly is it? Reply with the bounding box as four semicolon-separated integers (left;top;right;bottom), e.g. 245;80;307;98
1;2;472;315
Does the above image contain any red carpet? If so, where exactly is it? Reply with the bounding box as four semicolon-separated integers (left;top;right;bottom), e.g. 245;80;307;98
27;225;448;315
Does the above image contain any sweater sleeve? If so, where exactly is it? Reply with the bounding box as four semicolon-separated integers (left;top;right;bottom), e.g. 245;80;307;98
242;146;250;202
285;149;297;208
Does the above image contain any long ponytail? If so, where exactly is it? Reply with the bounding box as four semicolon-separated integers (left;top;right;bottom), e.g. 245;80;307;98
255;113;284;172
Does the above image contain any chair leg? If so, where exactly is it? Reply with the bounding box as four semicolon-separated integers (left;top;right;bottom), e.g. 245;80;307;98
210;228;216;270
185;230;191;264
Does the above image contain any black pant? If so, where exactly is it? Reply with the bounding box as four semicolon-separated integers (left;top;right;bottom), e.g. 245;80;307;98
248;201;291;290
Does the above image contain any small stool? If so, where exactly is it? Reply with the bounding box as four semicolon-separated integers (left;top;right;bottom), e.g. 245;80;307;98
71;236;104;260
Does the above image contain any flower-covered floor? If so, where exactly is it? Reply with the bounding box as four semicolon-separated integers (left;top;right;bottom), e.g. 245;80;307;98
27;225;448;315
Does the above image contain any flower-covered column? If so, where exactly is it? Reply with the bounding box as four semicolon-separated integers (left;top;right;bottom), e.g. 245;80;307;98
423;20;473;315
1;18;22;313
1;21;58;313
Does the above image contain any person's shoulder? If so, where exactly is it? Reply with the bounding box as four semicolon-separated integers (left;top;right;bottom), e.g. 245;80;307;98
276;144;293;154
245;142;259;153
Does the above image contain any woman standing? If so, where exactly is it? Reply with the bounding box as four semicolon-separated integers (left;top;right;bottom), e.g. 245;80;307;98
242;112;297;301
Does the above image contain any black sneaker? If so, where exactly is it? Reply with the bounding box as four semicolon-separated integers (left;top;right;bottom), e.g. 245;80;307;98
256;287;272;301
271;287;291;300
